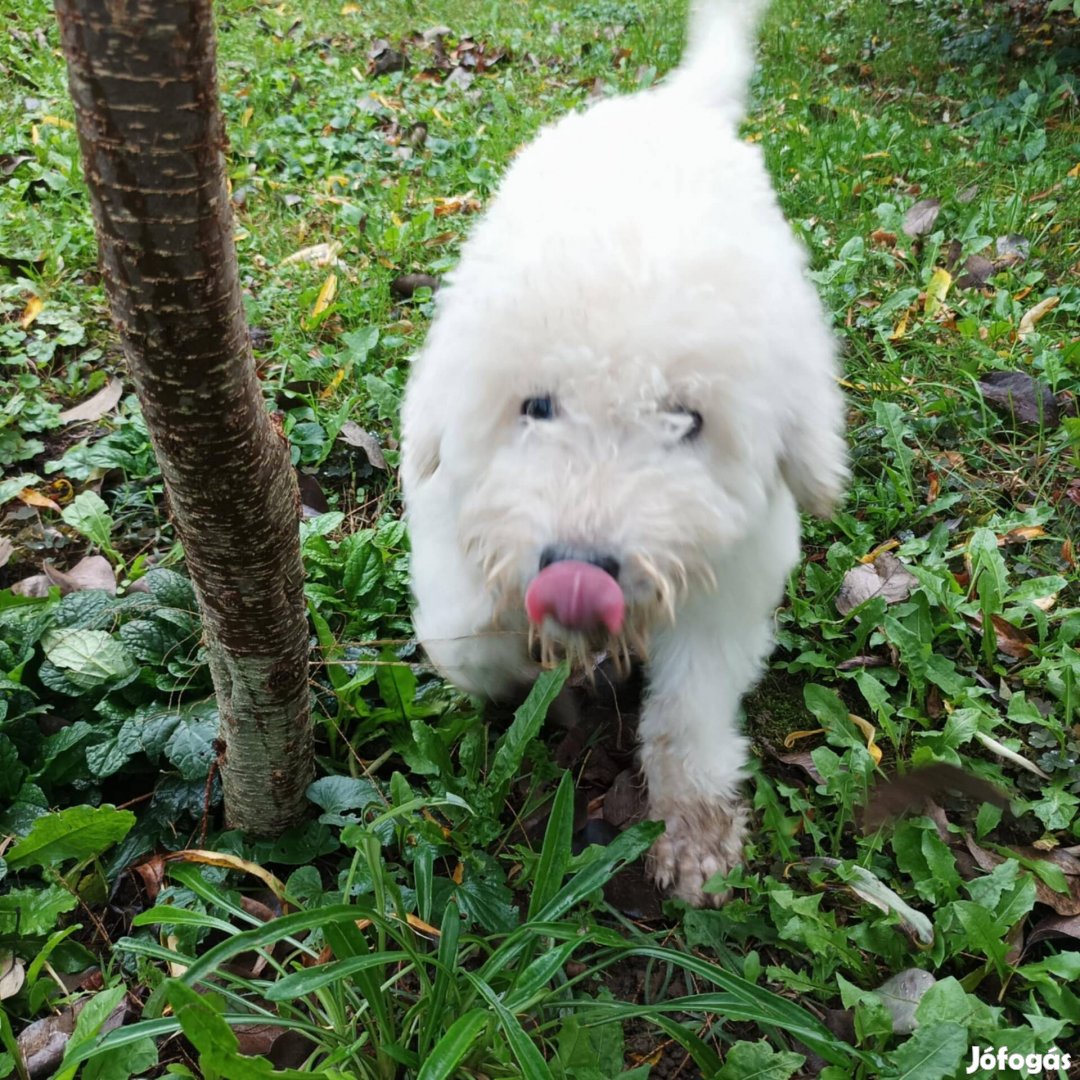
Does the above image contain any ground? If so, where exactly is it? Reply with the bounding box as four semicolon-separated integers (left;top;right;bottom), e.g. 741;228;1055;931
0;0;1079;1078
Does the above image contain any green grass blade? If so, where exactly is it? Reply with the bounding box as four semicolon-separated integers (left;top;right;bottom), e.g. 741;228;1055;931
264;951;410;1002
527;770;575;920
466;972;554;1080
416;1008;491;1080
488;661;569;792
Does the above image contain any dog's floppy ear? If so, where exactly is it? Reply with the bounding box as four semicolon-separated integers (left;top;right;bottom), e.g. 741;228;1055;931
780;419;849;518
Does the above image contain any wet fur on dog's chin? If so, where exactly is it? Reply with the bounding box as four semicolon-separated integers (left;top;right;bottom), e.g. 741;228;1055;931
400;0;849;906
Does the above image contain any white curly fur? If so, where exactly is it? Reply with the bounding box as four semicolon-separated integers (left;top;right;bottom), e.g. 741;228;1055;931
401;0;848;905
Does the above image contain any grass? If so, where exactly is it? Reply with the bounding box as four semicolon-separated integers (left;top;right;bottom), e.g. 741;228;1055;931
1;0;1079;1077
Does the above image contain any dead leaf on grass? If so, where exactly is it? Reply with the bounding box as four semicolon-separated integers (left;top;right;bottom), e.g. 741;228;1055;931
973;730;1049;780
874;969;937;1034
902;198;941;237
969;611;1034;659
1027;913;1080;948
165;849;287;901
339;422;387;470
995;233;1030;264
998;525;1047;545
923;267;952;315
602;768;646;828
280;241;342;268
807;857;934;947
836;552;918;616
955;254;994;290
0;538;12;569
19;294;43;329
18;487;60;511
964;836;1080;917
58;378;123;424
775;750;826;785
1018;295;1060;340
978;370;1059;428
17;996;128;1079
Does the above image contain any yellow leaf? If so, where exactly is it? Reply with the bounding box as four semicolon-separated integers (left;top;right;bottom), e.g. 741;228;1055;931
41;114;75;130
848;714;882;765
309;272;337;321
889;309;909;341
783;728;825;749
341;2;362;11
1068;162;1080;178
997;525;1046;545
923;267;952;316
241;106;254;128
320;368;346;398
166;849;287;900
280;241;341;268
19;296;43;329
19;487;60;512
31;124;40;146
859;538;900;564
1018;295;1059;340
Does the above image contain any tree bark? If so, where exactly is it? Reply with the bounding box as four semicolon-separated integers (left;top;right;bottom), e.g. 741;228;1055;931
55;0;313;834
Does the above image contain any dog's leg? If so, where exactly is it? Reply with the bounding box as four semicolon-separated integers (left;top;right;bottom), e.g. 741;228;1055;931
640;489;800;906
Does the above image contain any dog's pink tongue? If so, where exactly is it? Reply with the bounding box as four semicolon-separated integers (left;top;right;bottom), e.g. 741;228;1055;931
525;560;625;635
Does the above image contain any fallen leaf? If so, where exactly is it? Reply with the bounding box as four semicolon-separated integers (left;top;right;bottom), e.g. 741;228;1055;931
602;768;647;828
432;192;481;216
783;727;826;748
18;487;60;511
307;273;337;322
19;295;44;328
923;267;952;316
836;552;918;616
296;471;329;516
849;714;882;765
339;422;387;470
11;574;53;598
902;198;941;237
0;538;12;569
964;837;1080;917
973;730;1049;780
873;969;937;1034
807;857;934;947
17;997;128;1078
776;750;825;784
58;378;124;424
280;241;342;268
889;308;910;341
43;556;117;594
870;229;897;246
1017;295;1060;340
955;254;994;290
995;234;1030;264
969;611;1033;659
0;951;25;1000
1027;913;1080;948
165;849;287;900
978;370;1059;428
998;526;1046;545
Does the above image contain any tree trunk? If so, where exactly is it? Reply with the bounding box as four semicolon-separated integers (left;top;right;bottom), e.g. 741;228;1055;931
55;0;313;834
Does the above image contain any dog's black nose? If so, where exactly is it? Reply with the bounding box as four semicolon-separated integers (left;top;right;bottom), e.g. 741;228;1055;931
539;546;620;580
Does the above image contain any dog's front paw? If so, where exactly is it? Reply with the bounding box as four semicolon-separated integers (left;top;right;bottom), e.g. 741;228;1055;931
647;795;747;907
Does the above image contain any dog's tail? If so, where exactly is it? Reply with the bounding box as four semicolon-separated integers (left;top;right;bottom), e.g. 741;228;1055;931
664;0;767;121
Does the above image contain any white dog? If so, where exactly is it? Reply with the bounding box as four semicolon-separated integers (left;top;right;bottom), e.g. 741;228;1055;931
401;0;848;905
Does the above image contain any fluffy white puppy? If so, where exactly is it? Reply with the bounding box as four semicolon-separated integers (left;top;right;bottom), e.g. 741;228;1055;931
401;0;848;905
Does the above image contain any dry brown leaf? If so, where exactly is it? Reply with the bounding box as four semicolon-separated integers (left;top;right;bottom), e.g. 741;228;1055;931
978;371;1059;428
0;537;12;569
998;525;1047;545
280;241;342;268
969;611;1033;659
0;951;25;1000
902;198;941;237
1018;295;1060;340
836;552;918;616
44;556;117;595
339;422;387;469
964;836;1080;916
165;849;287;900
18;487;60;511
57;378;123;424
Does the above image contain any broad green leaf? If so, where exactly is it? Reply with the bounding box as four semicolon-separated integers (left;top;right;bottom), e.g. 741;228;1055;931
716;1040;805;1080
41;628;136;688
489;662;569;791
0;884;78;935
883;1022;967;1080
55;985;127;1080
7;805;135;870
60;491;117;557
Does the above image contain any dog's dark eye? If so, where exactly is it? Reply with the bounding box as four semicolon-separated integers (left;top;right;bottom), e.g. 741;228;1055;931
522;396;556;420
674;406;703;442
